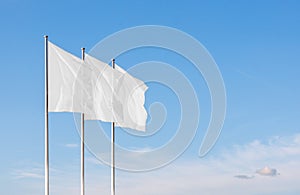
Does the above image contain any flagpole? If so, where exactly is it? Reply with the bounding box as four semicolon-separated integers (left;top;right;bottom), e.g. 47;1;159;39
44;35;49;195
111;59;116;195
81;48;85;195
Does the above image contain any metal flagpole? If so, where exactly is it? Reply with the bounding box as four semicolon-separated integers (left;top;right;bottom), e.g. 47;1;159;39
111;59;116;195
81;48;85;195
44;35;49;195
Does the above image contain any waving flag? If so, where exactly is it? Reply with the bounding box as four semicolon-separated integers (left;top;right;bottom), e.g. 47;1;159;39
48;41;148;131
113;64;148;131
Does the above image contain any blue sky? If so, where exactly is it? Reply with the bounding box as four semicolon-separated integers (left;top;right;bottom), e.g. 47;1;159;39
1;0;300;194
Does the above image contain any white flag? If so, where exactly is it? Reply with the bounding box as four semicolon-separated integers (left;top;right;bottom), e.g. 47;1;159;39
48;42;148;131
113;65;148;131
48;42;85;113
84;55;148;131
82;54;119;122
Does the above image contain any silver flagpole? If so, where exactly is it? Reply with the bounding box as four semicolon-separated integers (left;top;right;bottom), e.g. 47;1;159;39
111;59;116;195
81;48;85;195
44;35;49;195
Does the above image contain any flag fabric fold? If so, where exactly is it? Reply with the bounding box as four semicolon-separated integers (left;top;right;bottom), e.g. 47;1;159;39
82;54;118;123
48;42;148;131
113;64;148;131
48;42;85;113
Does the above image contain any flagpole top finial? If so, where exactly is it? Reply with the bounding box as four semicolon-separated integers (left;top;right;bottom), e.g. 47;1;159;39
81;47;85;51
44;35;48;39
112;59;115;68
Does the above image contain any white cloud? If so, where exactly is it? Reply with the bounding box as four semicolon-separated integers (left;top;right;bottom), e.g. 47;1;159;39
86;156;104;165
234;175;254;179
65;143;78;148
114;133;300;194
12;168;43;179
12;133;300;195
14;171;43;179
128;146;154;153
256;166;278;177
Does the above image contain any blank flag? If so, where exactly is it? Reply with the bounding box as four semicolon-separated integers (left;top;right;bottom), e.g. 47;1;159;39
48;42;148;131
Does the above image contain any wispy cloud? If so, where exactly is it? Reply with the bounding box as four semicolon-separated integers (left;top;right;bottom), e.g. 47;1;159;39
128;146;154;153
234;175;254;179
65;143;78;148
12;133;300;195
86;156;104;165
114;134;300;194
12;168;44;180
